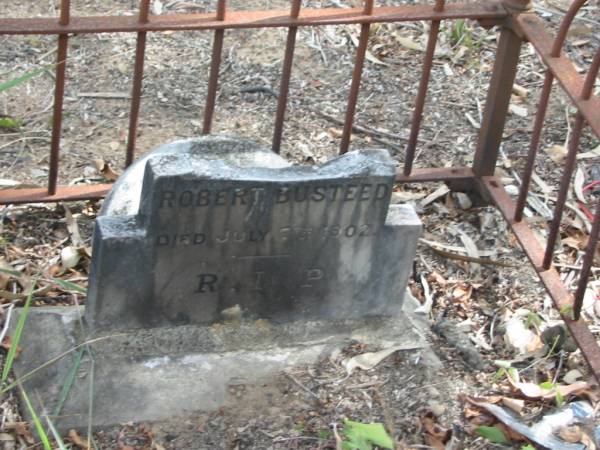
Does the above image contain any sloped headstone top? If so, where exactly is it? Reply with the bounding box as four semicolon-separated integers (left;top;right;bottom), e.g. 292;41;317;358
86;136;421;330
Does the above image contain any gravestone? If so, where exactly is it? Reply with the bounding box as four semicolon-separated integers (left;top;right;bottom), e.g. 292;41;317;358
86;136;421;330
14;136;429;430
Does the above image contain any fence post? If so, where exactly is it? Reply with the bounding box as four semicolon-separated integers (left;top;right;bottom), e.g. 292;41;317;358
472;2;529;177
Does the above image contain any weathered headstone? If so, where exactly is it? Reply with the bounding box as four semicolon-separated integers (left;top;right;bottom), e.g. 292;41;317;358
86;136;421;330
14;136;428;430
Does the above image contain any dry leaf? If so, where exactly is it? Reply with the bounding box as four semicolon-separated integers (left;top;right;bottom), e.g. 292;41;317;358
327;128;343;139
62;203;84;247
420;185;450;207
452;283;473;303
428;271;447;287
545;145;568;164
512;83;529;97
509;104;528;117
4;421;33;444
0;258;13;290
1;336;20;357
347;32;389;66
508;378;590;400
501;397;524;414
573;167;586;203
343;345;420;375
558;426;583;444
68;429;89;449
0;433;15;442
92;158;120;181
421;414;450;450
576;144;600;160
393;34;424;52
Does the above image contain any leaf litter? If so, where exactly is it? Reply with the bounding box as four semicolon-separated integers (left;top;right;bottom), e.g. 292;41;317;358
0;0;599;448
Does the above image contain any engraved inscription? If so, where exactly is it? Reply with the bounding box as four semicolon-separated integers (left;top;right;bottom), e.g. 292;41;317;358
155;224;374;247
158;182;390;209
196;268;325;294
196;274;218;293
300;269;324;288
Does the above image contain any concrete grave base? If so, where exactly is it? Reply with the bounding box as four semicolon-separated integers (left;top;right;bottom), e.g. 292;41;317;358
13;293;434;431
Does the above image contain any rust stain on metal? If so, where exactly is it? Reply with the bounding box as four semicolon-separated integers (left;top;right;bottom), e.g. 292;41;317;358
125;0;151;168
339;1;374;154
514;71;553;222
0;185;112;205
202;0;227;135
516;14;600;138
543;114;585;269
550;0;587;57
272;0;302;153
395;167;474;183
0;4;507;35
481;177;600;383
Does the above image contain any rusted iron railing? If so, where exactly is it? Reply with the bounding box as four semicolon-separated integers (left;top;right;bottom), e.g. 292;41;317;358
0;0;599;381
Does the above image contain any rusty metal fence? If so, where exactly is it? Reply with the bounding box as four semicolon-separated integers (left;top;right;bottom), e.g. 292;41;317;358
1;0;599;381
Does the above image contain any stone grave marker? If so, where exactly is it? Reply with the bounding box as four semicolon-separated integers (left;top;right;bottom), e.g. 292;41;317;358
86;136;421;330
14;136;428;430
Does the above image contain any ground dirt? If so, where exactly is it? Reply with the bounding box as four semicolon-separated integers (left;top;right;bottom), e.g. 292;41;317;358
0;0;599;449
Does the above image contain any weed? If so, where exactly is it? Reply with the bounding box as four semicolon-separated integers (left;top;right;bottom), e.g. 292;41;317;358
19;384;52;450
341;420;394;450
474;425;508;444
450;19;473;48
2;283;35;382
0;117;22;131
559;304;575;320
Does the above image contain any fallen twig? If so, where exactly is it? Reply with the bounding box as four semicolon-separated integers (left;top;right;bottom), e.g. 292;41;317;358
284;371;319;399
309;107;408;142
421;240;516;268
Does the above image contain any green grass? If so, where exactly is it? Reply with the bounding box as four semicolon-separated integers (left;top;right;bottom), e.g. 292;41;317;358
0;267;87;295
19;384;52;450
0;67;47;93
2;283;35;382
45;414;68;450
0;61;83;450
0;335;118;395
53;346;86;417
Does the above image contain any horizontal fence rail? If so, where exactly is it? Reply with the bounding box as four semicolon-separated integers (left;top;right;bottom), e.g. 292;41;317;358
0;0;599;382
0;4;507;35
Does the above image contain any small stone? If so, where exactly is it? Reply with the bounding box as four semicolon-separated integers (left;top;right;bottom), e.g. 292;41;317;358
428;400;445;417
427;387;440;398
453;192;472;210
563;369;583;384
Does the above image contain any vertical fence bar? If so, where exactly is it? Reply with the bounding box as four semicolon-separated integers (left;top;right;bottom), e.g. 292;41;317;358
543;115;585;269
514;72;553;221
272;0;302;154
570;47;600;318
339;0;374;155
202;0;226;135
540;0;592;270
574;204;600;319
125;0;151;168
471;25;522;176
515;0;586;221
48;0;71;195
403;0;444;176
